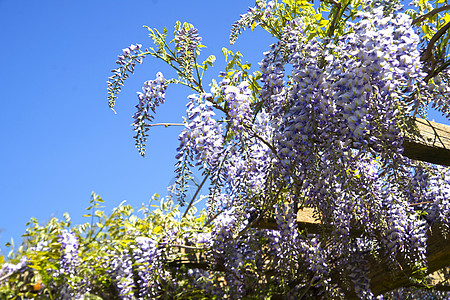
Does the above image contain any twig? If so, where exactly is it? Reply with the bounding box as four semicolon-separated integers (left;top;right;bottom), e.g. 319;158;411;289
148;123;185;127
409;201;433;206
182;172;210;219
0;267;26;283
203;208;226;228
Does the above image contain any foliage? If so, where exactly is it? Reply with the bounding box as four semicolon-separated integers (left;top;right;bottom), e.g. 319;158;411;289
2;0;450;299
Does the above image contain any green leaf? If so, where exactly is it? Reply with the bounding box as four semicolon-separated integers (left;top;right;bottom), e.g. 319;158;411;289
319;19;329;27
442;13;450;24
153;225;163;234
201;55;216;72
83;294;104;300
30;264;42;271
203;55;216;67
63;212;71;223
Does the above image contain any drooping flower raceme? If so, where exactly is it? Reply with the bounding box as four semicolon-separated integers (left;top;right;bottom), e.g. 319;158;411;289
427;166;450;236
176;93;224;170
132;236;165;298
174;93;224;204
229;0;275;45
56;230;80;278
54;230;83;299
132;72;167;156
108;249;136;300
223;81;253;131
108;44;144;109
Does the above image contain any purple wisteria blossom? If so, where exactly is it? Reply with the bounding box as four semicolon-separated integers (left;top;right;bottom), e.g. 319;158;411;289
132;236;165;298
107;44;144;109
108;249;136;300
54;229;84;299
174;23;202;81
132;72;167;156
176;93;224;170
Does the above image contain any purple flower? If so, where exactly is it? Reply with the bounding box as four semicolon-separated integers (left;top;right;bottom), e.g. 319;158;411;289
132;72;167;156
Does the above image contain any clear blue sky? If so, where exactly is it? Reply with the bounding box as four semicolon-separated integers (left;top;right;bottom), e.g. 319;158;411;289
0;0;448;254
0;0;276;253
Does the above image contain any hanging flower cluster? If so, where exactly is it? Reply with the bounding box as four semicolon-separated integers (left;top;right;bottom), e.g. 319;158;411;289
132;237;165;298
53;230;84;299
107;44;144;109
176;93;224;170
132;72;167;156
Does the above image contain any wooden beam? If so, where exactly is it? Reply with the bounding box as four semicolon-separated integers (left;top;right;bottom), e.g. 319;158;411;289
403;118;450;166
170;208;450;296
253;207;324;233
368;224;450;297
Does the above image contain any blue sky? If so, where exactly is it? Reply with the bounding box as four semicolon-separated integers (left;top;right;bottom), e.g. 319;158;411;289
0;0;449;255
0;0;276;253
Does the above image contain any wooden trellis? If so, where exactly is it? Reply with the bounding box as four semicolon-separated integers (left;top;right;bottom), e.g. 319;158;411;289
171;117;450;297
262;117;450;296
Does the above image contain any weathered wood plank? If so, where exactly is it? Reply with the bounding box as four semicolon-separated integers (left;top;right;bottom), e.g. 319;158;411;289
253;207;323;233
404;118;450;166
369;224;450;297
258;208;450;296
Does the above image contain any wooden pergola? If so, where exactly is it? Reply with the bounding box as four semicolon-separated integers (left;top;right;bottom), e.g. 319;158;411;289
258;117;450;296
173;117;450;297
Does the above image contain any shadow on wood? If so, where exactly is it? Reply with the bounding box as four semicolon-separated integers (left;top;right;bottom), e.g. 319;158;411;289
403;118;450;166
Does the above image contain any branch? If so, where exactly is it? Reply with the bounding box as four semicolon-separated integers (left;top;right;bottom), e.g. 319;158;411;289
420;21;450;63
432;285;450;292
412;5;450;26
169;244;207;250
327;2;342;38
424;59;450;82
0;267;26;284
